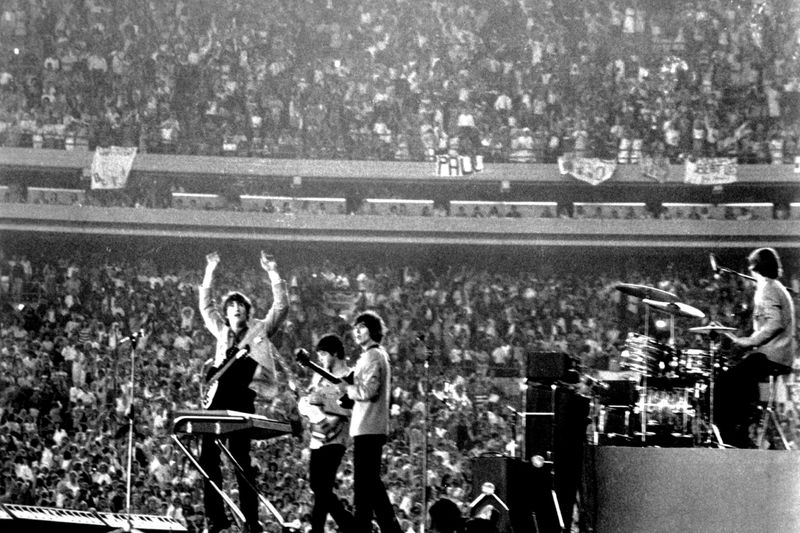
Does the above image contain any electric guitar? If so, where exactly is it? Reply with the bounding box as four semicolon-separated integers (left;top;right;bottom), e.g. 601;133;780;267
202;345;250;409
295;349;355;410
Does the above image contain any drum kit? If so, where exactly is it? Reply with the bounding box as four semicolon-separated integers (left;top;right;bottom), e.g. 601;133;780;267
591;283;736;447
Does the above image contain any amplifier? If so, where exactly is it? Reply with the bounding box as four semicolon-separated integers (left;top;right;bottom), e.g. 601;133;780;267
526;351;574;382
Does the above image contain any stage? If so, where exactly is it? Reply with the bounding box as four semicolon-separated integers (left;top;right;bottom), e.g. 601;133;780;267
4;447;800;533
583;446;800;533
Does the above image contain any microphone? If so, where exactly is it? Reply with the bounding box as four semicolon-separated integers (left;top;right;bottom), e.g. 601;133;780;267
709;253;719;275
117;327;144;345
709;253;756;282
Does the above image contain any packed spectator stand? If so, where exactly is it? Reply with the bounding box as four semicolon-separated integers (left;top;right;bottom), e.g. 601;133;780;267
0;0;798;163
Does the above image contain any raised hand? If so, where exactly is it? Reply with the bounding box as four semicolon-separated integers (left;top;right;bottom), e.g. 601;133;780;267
206;252;220;269
260;250;277;272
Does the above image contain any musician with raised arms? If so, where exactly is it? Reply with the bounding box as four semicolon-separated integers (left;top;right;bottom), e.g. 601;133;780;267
297;334;356;533
198;250;288;533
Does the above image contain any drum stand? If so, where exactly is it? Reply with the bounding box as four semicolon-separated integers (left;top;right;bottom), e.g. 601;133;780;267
638;306;651;444
756;374;790;449
702;337;726;447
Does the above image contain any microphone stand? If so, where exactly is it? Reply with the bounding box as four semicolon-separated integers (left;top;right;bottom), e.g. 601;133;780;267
114;328;145;533
710;253;755;282
505;405;521;457
419;336;430;533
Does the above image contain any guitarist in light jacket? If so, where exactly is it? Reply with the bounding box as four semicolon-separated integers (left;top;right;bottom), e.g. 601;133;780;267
715;247;797;448
198;251;288;533
340;311;402;533
300;334;355;533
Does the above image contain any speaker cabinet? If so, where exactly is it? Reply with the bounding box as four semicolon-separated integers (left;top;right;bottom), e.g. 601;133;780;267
526;352;573;381
524;385;590;531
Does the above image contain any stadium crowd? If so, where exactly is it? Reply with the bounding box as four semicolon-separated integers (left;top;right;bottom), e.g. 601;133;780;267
0;247;798;532
0;0;798;163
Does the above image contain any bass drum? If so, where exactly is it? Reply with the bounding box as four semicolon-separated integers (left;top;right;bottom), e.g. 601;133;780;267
593;380;639;442
634;386;697;444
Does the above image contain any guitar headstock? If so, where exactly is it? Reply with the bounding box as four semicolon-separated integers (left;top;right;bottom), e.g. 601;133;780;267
295;348;311;366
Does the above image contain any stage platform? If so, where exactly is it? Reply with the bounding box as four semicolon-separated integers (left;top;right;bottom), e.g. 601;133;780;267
5;447;800;533
584;446;800;533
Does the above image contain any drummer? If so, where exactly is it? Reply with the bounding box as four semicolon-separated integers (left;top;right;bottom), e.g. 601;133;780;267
714;248;797;448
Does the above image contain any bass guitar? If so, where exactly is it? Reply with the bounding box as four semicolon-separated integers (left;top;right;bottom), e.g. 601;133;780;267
202;344;250;409
295;348;355;410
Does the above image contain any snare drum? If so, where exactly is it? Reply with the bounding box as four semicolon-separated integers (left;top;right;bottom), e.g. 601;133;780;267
680;349;712;379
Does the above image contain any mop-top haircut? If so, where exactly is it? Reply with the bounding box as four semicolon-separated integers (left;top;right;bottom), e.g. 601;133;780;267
353;311;385;343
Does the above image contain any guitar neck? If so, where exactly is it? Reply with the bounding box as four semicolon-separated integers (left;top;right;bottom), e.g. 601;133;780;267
304;360;342;384
209;346;249;384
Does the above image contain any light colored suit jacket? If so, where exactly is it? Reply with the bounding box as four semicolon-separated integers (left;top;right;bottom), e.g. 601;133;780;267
199;280;288;390
745;278;796;368
345;344;391;437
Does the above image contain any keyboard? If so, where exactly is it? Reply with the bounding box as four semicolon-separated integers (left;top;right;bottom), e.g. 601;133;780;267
172;410;291;440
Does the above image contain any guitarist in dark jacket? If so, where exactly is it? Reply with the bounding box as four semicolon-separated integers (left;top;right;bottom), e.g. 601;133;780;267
298;334;355;533
198;251;288;533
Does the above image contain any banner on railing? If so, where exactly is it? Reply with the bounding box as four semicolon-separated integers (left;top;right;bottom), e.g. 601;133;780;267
90;146;138;189
557;153;617;186
434;154;484;176
684;157;737;185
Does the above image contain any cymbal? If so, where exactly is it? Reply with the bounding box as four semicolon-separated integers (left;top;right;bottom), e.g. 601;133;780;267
615;283;680;302
642;298;706;319
689;324;737;334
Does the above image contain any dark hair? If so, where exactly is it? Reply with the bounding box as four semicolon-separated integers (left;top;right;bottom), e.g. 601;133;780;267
222;291;252;321
316;334;344;359
354;310;385;343
748;247;782;279
429;497;465;533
